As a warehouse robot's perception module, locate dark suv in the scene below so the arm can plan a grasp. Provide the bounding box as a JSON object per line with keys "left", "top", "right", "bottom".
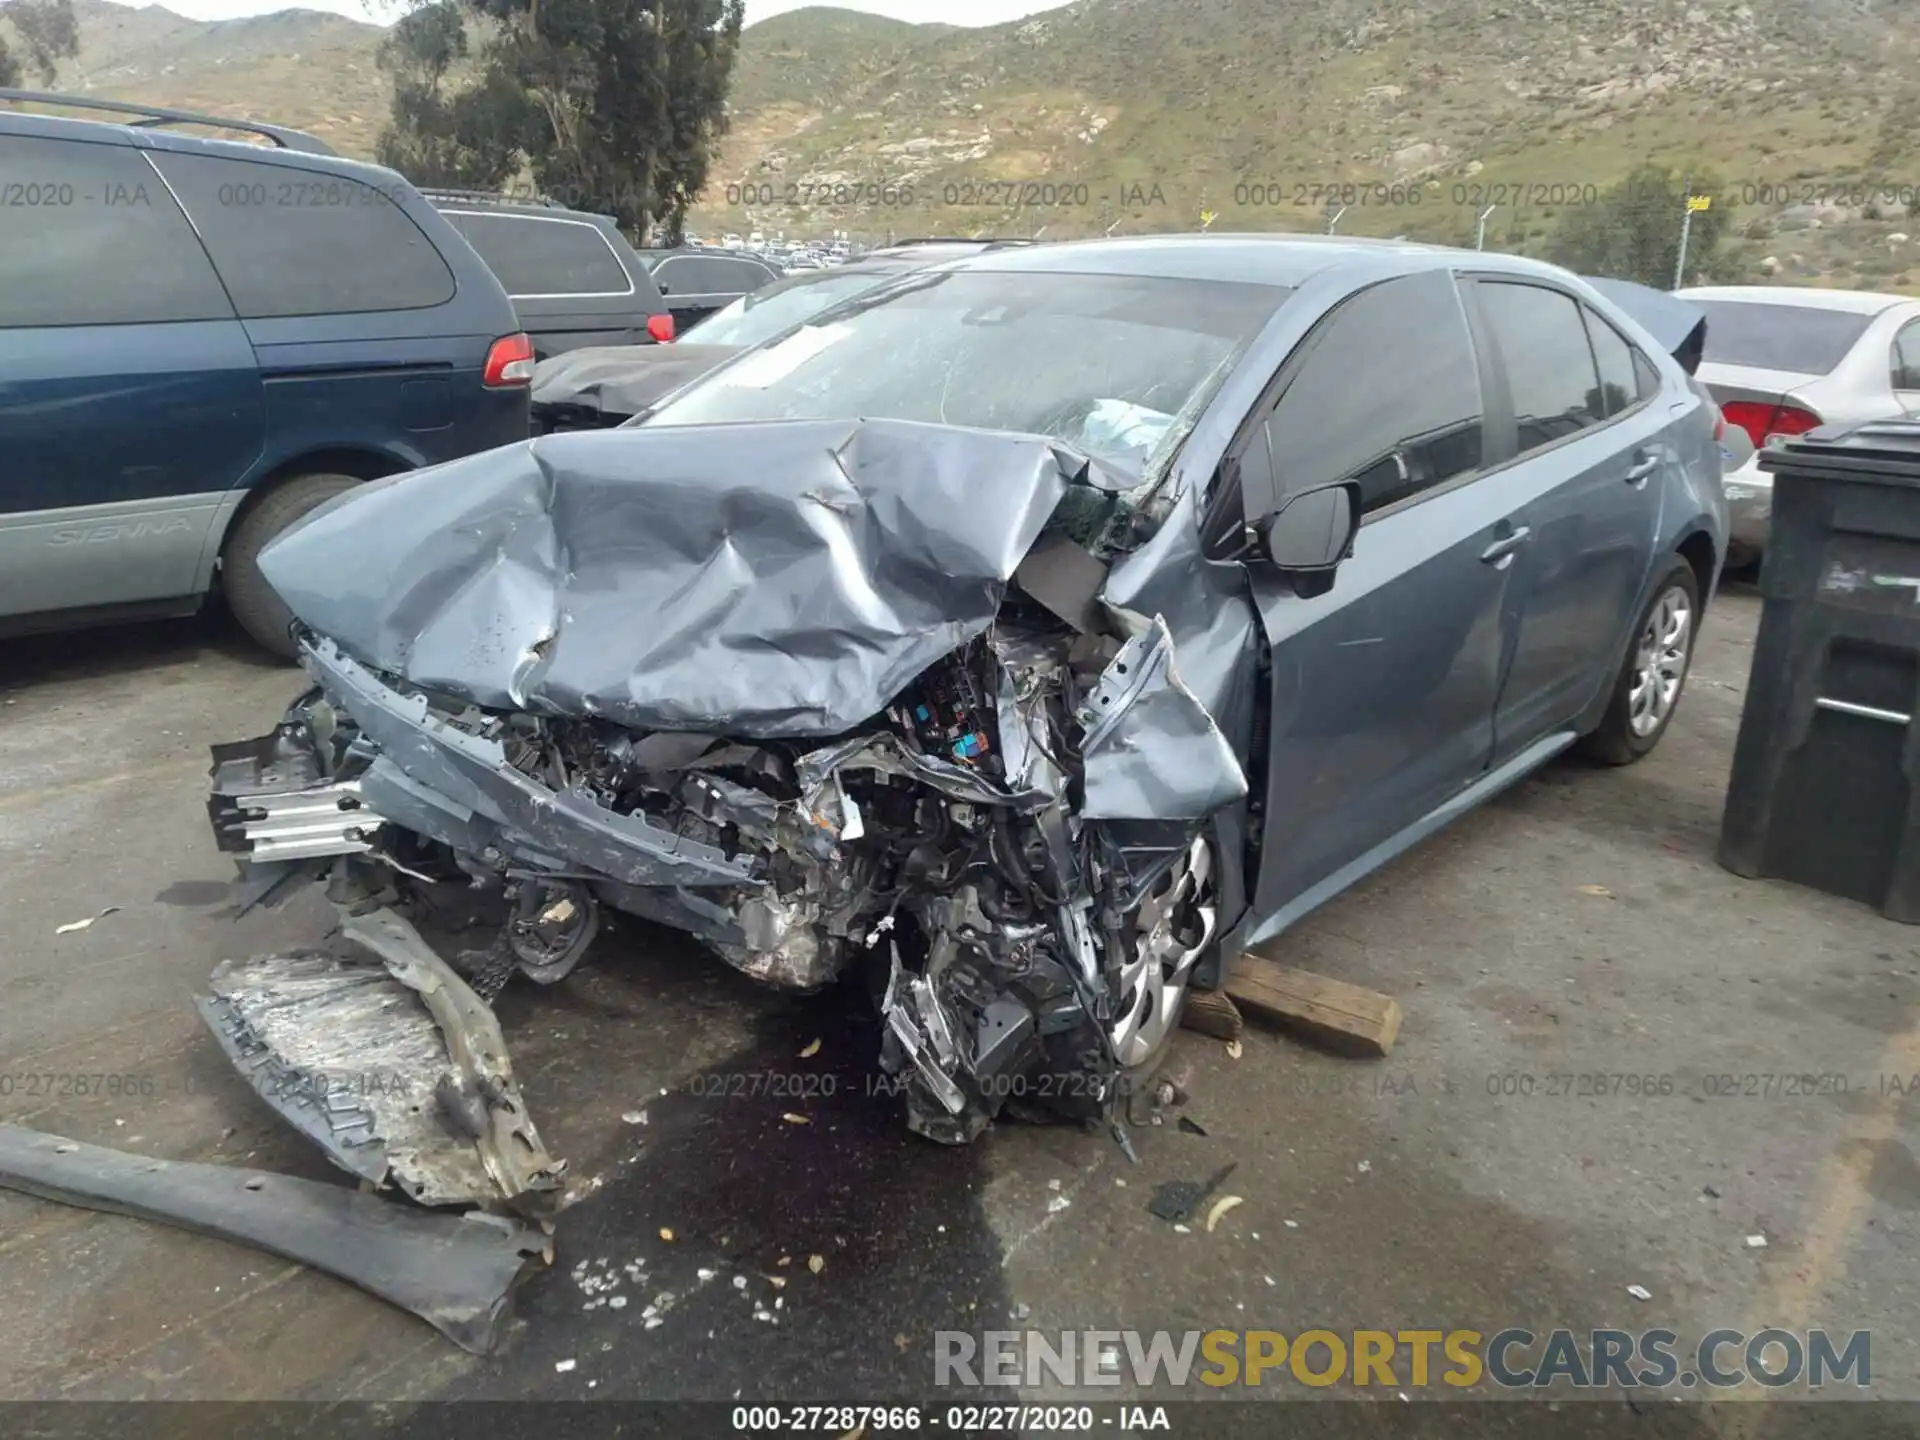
{"left": 0, "top": 93, "right": 533, "bottom": 656}
{"left": 426, "top": 191, "right": 677, "bottom": 358}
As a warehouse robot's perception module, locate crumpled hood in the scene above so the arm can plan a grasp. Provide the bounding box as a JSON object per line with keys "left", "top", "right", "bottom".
{"left": 529, "top": 343, "right": 743, "bottom": 419}
{"left": 259, "top": 418, "right": 1117, "bottom": 737}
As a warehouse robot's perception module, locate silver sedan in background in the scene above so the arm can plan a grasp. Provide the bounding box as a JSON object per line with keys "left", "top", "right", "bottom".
{"left": 1680, "top": 285, "right": 1920, "bottom": 565}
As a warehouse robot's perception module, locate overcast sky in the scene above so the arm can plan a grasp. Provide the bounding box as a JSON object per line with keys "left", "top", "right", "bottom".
{"left": 143, "top": 0, "right": 1068, "bottom": 28}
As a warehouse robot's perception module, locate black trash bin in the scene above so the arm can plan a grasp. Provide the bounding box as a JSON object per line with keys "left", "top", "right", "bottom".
{"left": 1719, "top": 419, "right": 1920, "bottom": 921}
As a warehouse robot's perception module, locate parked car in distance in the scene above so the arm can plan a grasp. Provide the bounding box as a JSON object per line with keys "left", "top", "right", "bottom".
{"left": 427, "top": 191, "right": 676, "bottom": 359}
{"left": 1587, "top": 277, "right": 1754, "bottom": 481}
{"left": 530, "top": 241, "right": 1032, "bottom": 432}
{"left": 1680, "top": 285, "right": 1920, "bottom": 564}
{"left": 0, "top": 92, "right": 533, "bottom": 657}
{"left": 639, "top": 248, "right": 783, "bottom": 330}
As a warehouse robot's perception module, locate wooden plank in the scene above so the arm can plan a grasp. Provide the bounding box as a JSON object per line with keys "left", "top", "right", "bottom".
{"left": 1223, "top": 953, "right": 1401, "bottom": 1058}
{"left": 1179, "top": 987, "right": 1243, "bottom": 1041}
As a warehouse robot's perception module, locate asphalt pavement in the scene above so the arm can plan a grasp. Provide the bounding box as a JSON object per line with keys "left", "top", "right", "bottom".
{"left": 0, "top": 587, "right": 1914, "bottom": 1434}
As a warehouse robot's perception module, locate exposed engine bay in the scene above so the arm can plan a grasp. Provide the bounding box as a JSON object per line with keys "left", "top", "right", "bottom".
{"left": 202, "top": 417, "right": 1252, "bottom": 1206}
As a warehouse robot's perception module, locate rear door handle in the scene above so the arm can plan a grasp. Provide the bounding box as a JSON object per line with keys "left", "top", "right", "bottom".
{"left": 1480, "top": 525, "right": 1531, "bottom": 565}
{"left": 1625, "top": 451, "right": 1659, "bottom": 486}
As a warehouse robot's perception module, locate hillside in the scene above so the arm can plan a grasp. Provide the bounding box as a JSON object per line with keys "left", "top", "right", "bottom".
{"left": 3, "top": 0, "right": 392, "bottom": 154}
{"left": 4, "top": 0, "right": 1916, "bottom": 288}
{"left": 695, "top": 0, "right": 1919, "bottom": 286}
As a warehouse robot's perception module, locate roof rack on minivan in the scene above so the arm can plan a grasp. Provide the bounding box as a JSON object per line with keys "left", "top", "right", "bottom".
{"left": 0, "top": 89, "right": 335, "bottom": 154}
{"left": 420, "top": 187, "right": 568, "bottom": 210}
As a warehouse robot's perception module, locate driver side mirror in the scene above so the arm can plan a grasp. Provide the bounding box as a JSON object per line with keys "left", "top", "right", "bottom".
{"left": 1247, "top": 482, "right": 1361, "bottom": 595}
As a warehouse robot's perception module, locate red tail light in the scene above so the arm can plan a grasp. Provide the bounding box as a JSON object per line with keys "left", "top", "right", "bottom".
{"left": 646, "top": 313, "right": 676, "bottom": 343}
{"left": 1721, "top": 400, "right": 1822, "bottom": 449}
{"left": 1767, "top": 404, "right": 1823, "bottom": 440}
{"left": 483, "top": 332, "right": 536, "bottom": 388}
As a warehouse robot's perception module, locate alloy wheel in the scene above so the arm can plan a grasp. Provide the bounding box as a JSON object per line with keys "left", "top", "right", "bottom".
{"left": 1628, "top": 586, "right": 1693, "bottom": 738}
{"left": 1110, "top": 836, "right": 1217, "bottom": 1069}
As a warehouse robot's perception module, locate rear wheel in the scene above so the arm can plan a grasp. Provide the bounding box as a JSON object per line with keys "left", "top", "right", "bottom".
{"left": 1581, "top": 557, "right": 1700, "bottom": 765}
{"left": 223, "top": 473, "right": 360, "bottom": 658}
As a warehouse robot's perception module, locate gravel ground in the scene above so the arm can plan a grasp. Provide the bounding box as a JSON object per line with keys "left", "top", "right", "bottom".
{"left": 0, "top": 586, "right": 1911, "bottom": 1435}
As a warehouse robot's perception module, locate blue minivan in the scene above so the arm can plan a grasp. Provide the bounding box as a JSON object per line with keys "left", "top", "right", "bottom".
{"left": 0, "top": 93, "right": 533, "bottom": 656}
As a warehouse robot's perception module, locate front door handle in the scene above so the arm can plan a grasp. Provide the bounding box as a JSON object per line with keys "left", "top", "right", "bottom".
{"left": 1625, "top": 451, "right": 1659, "bottom": 486}
{"left": 1480, "top": 525, "right": 1532, "bottom": 565}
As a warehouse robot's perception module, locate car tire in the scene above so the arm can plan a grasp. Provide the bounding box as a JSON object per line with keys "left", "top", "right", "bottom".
{"left": 222, "top": 473, "right": 360, "bottom": 659}
{"left": 1581, "top": 556, "right": 1701, "bottom": 766}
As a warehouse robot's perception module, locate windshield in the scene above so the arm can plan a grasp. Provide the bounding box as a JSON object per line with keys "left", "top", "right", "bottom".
{"left": 645, "top": 269, "right": 1290, "bottom": 474}
{"left": 1694, "top": 300, "right": 1875, "bottom": 376}
{"left": 683, "top": 268, "right": 903, "bottom": 347}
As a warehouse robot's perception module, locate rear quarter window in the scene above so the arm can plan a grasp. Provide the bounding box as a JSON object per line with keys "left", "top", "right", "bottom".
{"left": 1894, "top": 320, "right": 1920, "bottom": 391}
{"left": 441, "top": 211, "right": 633, "bottom": 297}
{"left": 1582, "top": 307, "right": 1649, "bottom": 417}
{"left": 1694, "top": 300, "right": 1875, "bottom": 375}
{"left": 150, "top": 151, "right": 456, "bottom": 319}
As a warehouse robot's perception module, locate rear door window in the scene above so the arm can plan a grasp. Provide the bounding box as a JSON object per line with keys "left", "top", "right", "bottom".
{"left": 1477, "top": 282, "right": 1606, "bottom": 455}
{"left": 0, "top": 134, "right": 233, "bottom": 327}
{"left": 441, "top": 211, "right": 631, "bottom": 297}
{"left": 1262, "top": 269, "right": 1485, "bottom": 515}
{"left": 1693, "top": 300, "right": 1874, "bottom": 376}
{"left": 150, "top": 151, "right": 455, "bottom": 318}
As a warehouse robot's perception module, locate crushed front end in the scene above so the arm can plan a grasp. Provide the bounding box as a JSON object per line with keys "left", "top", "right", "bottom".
{"left": 202, "top": 418, "right": 1248, "bottom": 1174}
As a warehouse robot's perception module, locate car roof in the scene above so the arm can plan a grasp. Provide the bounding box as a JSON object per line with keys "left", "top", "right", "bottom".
{"left": 735, "top": 256, "right": 929, "bottom": 297}
{"left": 865, "top": 241, "right": 1009, "bottom": 259}
{"left": 1678, "top": 284, "right": 1914, "bottom": 315}
{"left": 840, "top": 251, "right": 974, "bottom": 273}
{"left": 932, "top": 232, "right": 1522, "bottom": 287}
{"left": 646, "top": 246, "right": 780, "bottom": 266}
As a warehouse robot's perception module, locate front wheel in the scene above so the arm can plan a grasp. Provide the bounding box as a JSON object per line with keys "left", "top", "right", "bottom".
{"left": 1581, "top": 557, "right": 1700, "bottom": 766}
{"left": 1110, "top": 834, "right": 1218, "bottom": 1078}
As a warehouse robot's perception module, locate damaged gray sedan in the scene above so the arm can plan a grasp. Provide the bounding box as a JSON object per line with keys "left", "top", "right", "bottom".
{"left": 204, "top": 237, "right": 1726, "bottom": 1187}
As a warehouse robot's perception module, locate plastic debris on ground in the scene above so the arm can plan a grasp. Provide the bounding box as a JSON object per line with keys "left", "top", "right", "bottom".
{"left": 1205, "top": 1195, "right": 1244, "bottom": 1232}
{"left": 55, "top": 906, "right": 120, "bottom": 936}
{"left": 1147, "top": 1163, "right": 1237, "bottom": 1224}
